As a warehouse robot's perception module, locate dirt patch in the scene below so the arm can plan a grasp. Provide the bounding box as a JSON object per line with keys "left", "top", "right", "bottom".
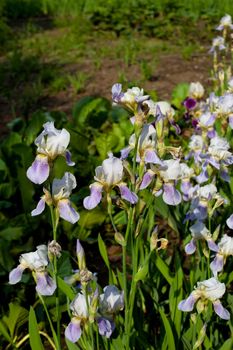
{"left": 0, "top": 48, "right": 212, "bottom": 137}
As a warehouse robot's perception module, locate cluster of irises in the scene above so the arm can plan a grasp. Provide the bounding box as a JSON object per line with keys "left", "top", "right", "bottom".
{"left": 8, "top": 14, "right": 233, "bottom": 347}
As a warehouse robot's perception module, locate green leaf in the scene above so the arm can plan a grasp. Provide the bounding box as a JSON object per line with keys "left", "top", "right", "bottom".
{"left": 57, "top": 277, "right": 75, "bottom": 300}
{"left": 169, "top": 254, "right": 183, "bottom": 337}
{"left": 24, "top": 111, "right": 46, "bottom": 145}
{"left": 66, "top": 338, "right": 80, "bottom": 350}
{"left": 219, "top": 338, "right": 233, "bottom": 350}
{"left": 3, "top": 303, "right": 28, "bottom": 338}
{"left": 0, "top": 320, "right": 12, "bottom": 343}
{"left": 159, "top": 308, "right": 176, "bottom": 350}
{"left": 171, "top": 83, "right": 189, "bottom": 109}
{"left": 0, "top": 227, "right": 23, "bottom": 241}
{"left": 29, "top": 307, "right": 44, "bottom": 350}
{"left": 154, "top": 196, "right": 178, "bottom": 233}
{"left": 78, "top": 208, "right": 107, "bottom": 229}
{"left": 154, "top": 253, "right": 173, "bottom": 285}
{"left": 134, "top": 262, "right": 149, "bottom": 282}
{"left": 98, "top": 234, "right": 110, "bottom": 269}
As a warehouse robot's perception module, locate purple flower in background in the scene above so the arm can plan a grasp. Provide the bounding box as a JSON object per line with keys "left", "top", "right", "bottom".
{"left": 178, "top": 278, "right": 230, "bottom": 320}
{"left": 183, "top": 97, "right": 197, "bottom": 111}
{"left": 32, "top": 172, "right": 79, "bottom": 224}
{"left": 9, "top": 245, "right": 56, "bottom": 296}
{"left": 83, "top": 153, "right": 138, "bottom": 210}
{"left": 27, "top": 122, "right": 74, "bottom": 185}
{"left": 210, "top": 234, "right": 233, "bottom": 275}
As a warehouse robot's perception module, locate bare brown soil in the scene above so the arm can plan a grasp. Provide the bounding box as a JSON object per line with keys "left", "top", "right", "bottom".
{"left": 0, "top": 48, "right": 212, "bottom": 136}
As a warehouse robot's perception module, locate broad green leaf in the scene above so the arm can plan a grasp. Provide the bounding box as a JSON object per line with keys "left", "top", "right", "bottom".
{"left": 57, "top": 277, "right": 75, "bottom": 300}
{"left": 29, "top": 307, "right": 44, "bottom": 350}
{"left": 159, "top": 308, "right": 176, "bottom": 350}
{"left": 134, "top": 262, "right": 148, "bottom": 282}
{"left": 154, "top": 253, "right": 173, "bottom": 285}
{"left": 98, "top": 234, "right": 110, "bottom": 269}
{"left": 0, "top": 227, "right": 23, "bottom": 241}
{"left": 154, "top": 196, "right": 178, "bottom": 233}
{"left": 24, "top": 111, "right": 47, "bottom": 145}
{"left": 66, "top": 339, "right": 80, "bottom": 350}
{"left": 3, "top": 303, "right": 28, "bottom": 338}
{"left": 78, "top": 208, "right": 107, "bottom": 229}
{"left": 171, "top": 83, "right": 189, "bottom": 108}
{"left": 219, "top": 338, "right": 233, "bottom": 350}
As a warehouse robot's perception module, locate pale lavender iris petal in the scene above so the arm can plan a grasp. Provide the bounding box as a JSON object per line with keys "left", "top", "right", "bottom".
{"left": 31, "top": 198, "right": 46, "bottom": 216}
{"left": 210, "top": 255, "right": 224, "bottom": 275}
{"left": 229, "top": 115, "right": 233, "bottom": 129}
{"left": 120, "top": 146, "right": 131, "bottom": 160}
{"left": 26, "top": 155, "right": 50, "bottom": 185}
{"left": 181, "top": 181, "right": 191, "bottom": 195}
{"left": 58, "top": 200, "right": 80, "bottom": 224}
{"left": 9, "top": 266, "right": 24, "bottom": 284}
{"left": 83, "top": 184, "right": 103, "bottom": 210}
{"left": 226, "top": 214, "right": 233, "bottom": 229}
{"left": 196, "top": 169, "right": 209, "bottom": 184}
{"left": 98, "top": 318, "right": 115, "bottom": 338}
{"left": 65, "top": 320, "right": 82, "bottom": 343}
{"left": 163, "top": 184, "right": 181, "bottom": 206}
{"left": 207, "top": 239, "right": 219, "bottom": 252}
{"left": 207, "top": 129, "right": 216, "bottom": 138}
{"left": 213, "top": 301, "right": 230, "bottom": 320}
{"left": 35, "top": 273, "right": 56, "bottom": 296}
{"left": 185, "top": 239, "right": 197, "bottom": 255}
{"left": 118, "top": 185, "right": 138, "bottom": 204}
{"left": 112, "top": 83, "right": 124, "bottom": 102}
{"left": 144, "top": 150, "right": 162, "bottom": 164}
{"left": 220, "top": 169, "right": 230, "bottom": 182}
{"left": 65, "top": 150, "right": 75, "bottom": 166}
{"left": 178, "top": 293, "right": 197, "bottom": 312}
{"left": 140, "top": 172, "right": 154, "bottom": 190}
{"left": 130, "top": 116, "right": 136, "bottom": 124}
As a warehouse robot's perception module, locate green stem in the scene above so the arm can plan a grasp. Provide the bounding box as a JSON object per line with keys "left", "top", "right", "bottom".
{"left": 38, "top": 294, "right": 59, "bottom": 349}
{"left": 49, "top": 206, "right": 61, "bottom": 350}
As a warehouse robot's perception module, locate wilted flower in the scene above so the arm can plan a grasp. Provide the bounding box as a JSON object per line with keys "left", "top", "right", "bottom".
{"left": 27, "top": 122, "right": 74, "bottom": 184}
{"left": 189, "top": 82, "right": 205, "bottom": 99}
{"left": 9, "top": 245, "right": 56, "bottom": 296}
{"left": 210, "top": 234, "right": 233, "bottom": 275}
{"left": 178, "top": 277, "right": 230, "bottom": 320}
{"left": 83, "top": 153, "right": 138, "bottom": 210}
{"left": 185, "top": 221, "right": 218, "bottom": 254}
{"left": 216, "top": 14, "right": 233, "bottom": 31}
{"left": 31, "top": 172, "right": 79, "bottom": 224}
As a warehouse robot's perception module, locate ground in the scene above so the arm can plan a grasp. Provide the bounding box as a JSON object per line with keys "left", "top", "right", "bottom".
{"left": 0, "top": 23, "right": 212, "bottom": 137}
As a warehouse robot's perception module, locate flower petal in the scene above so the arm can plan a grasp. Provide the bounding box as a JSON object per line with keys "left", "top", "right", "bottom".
{"left": 35, "top": 272, "right": 56, "bottom": 296}
{"left": 178, "top": 293, "right": 197, "bottom": 312}
{"left": 210, "top": 255, "right": 224, "bottom": 275}
{"left": 207, "top": 239, "right": 219, "bottom": 252}
{"left": 118, "top": 184, "right": 138, "bottom": 204}
{"left": 65, "top": 150, "right": 75, "bottom": 166}
{"left": 144, "top": 150, "right": 162, "bottom": 165}
{"left": 26, "top": 155, "right": 50, "bottom": 185}
{"left": 31, "top": 198, "right": 46, "bottom": 216}
{"left": 140, "top": 171, "right": 154, "bottom": 190}
{"left": 58, "top": 200, "right": 80, "bottom": 224}
{"left": 213, "top": 300, "right": 230, "bottom": 320}
{"left": 9, "top": 265, "right": 25, "bottom": 284}
{"left": 83, "top": 183, "right": 103, "bottom": 210}
{"left": 65, "top": 319, "right": 82, "bottom": 343}
{"left": 185, "top": 239, "right": 197, "bottom": 255}
{"left": 98, "top": 317, "right": 115, "bottom": 338}
{"left": 163, "top": 184, "right": 181, "bottom": 206}
{"left": 226, "top": 214, "right": 233, "bottom": 229}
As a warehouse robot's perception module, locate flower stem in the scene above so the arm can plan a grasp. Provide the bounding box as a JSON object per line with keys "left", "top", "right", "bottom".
{"left": 49, "top": 206, "right": 61, "bottom": 350}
